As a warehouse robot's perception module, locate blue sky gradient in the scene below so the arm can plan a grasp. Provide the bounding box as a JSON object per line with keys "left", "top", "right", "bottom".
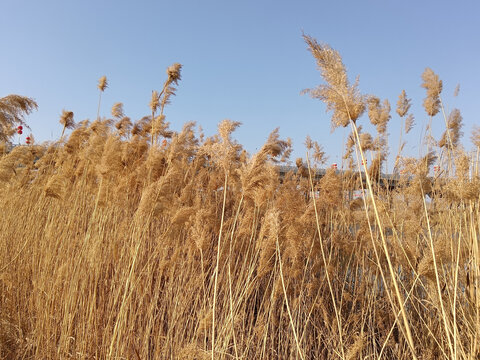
{"left": 1, "top": 0, "right": 479, "bottom": 169}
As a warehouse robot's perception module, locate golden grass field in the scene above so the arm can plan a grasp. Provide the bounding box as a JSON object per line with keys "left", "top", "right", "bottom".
{"left": 1, "top": 35, "right": 479, "bottom": 359}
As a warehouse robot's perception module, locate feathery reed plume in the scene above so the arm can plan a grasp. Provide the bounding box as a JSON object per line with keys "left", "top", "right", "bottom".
{"left": 59, "top": 110, "right": 75, "bottom": 138}
{"left": 0, "top": 94, "right": 37, "bottom": 142}
{"left": 305, "top": 135, "right": 327, "bottom": 165}
{"left": 131, "top": 116, "right": 152, "bottom": 137}
{"left": 471, "top": 127, "right": 480, "bottom": 179}
{"left": 238, "top": 129, "right": 290, "bottom": 205}
{"left": 115, "top": 117, "right": 132, "bottom": 138}
{"left": 344, "top": 128, "right": 357, "bottom": 161}
{"left": 97, "top": 75, "right": 108, "bottom": 92}
{"left": 302, "top": 34, "right": 365, "bottom": 129}
{"left": 405, "top": 113, "right": 415, "bottom": 133}
{"left": 368, "top": 153, "right": 385, "bottom": 181}
{"left": 167, "top": 63, "right": 182, "bottom": 84}
{"left": 453, "top": 83, "right": 460, "bottom": 97}
{"left": 97, "top": 135, "right": 124, "bottom": 178}
{"left": 421, "top": 68, "right": 442, "bottom": 116}
{"left": 78, "top": 119, "right": 90, "bottom": 128}
{"left": 149, "top": 64, "right": 182, "bottom": 146}
{"left": 111, "top": 102, "right": 124, "bottom": 119}
{"left": 419, "top": 151, "right": 437, "bottom": 174}
{"left": 154, "top": 115, "right": 173, "bottom": 139}
{"left": 368, "top": 96, "right": 390, "bottom": 135}
{"left": 159, "top": 64, "right": 182, "bottom": 112}
{"left": 263, "top": 128, "right": 291, "bottom": 162}
{"left": 454, "top": 152, "right": 470, "bottom": 180}
{"left": 295, "top": 157, "right": 308, "bottom": 177}
{"left": 312, "top": 141, "right": 326, "bottom": 165}
{"left": 64, "top": 125, "right": 89, "bottom": 154}
{"left": 44, "top": 173, "right": 66, "bottom": 199}
{"left": 394, "top": 90, "right": 412, "bottom": 172}
{"left": 359, "top": 132, "right": 374, "bottom": 151}
{"left": 96, "top": 75, "right": 108, "bottom": 120}
{"left": 438, "top": 108, "right": 463, "bottom": 149}
{"left": 0, "top": 152, "right": 17, "bottom": 182}
{"left": 396, "top": 90, "right": 411, "bottom": 117}
{"left": 471, "top": 126, "right": 480, "bottom": 148}
{"left": 204, "top": 119, "right": 242, "bottom": 173}
{"left": 149, "top": 90, "right": 160, "bottom": 145}
{"left": 149, "top": 91, "right": 160, "bottom": 114}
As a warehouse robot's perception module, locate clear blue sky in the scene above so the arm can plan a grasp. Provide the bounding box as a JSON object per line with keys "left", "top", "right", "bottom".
{"left": 1, "top": 0, "right": 479, "bottom": 170}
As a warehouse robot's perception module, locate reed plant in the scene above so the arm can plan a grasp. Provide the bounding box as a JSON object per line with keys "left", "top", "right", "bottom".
{"left": 0, "top": 39, "right": 479, "bottom": 359}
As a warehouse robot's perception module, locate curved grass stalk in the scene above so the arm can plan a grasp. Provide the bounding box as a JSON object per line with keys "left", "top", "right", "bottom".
{"left": 211, "top": 172, "right": 228, "bottom": 360}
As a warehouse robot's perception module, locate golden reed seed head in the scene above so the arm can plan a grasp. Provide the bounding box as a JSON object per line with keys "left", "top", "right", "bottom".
{"left": 111, "top": 102, "right": 124, "bottom": 119}
{"left": 97, "top": 75, "right": 108, "bottom": 92}
{"left": 405, "top": 114, "right": 415, "bottom": 134}
{"left": 396, "top": 90, "right": 411, "bottom": 118}
{"left": 304, "top": 136, "right": 326, "bottom": 165}
{"left": 439, "top": 108, "right": 463, "bottom": 149}
{"left": 131, "top": 123, "right": 141, "bottom": 135}
{"left": 166, "top": 63, "right": 182, "bottom": 84}
{"left": 295, "top": 157, "right": 303, "bottom": 169}
{"left": 471, "top": 126, "right": 480, "bottom": 148}
{"left": 303, "top": 34, "right": 348, "bottom": 90}
{"left": 0, "top": 94, "right": 37, "bottom": 142}
{"left": 421, "top": 68, "right": 442, "bottom": 116}
{"left": 367, "top": 96, "right": 390, "bottom": 134}
{"left": 359, "top": 132, "right": 374, "bottom": 151}
{"left": 115, "top": 117, "right": 132, "bottom": 130}
{"left": 261, "top": 128, "right": 291, "bottom": 161}
{"left": 150, "top": 90, "right": 160, "bottom": 112}
{"left": 59, "top": 109, "right": 75, "bottom": 129}
{"left": 304, "top": 135, "right": 314, "bottom": 150}
{"left": 447, "top": 108, "right": 463, "bottom": 131}
{"left": 303, "top": 34, "right": 366, "bottom": 129}
{"left": 218, "top": 119, "right": 241, "bottom": 143}
{"left": 454, "top": 84, "right": 460, "bottom": 97}
{"left": 44, "top": 174, "right": 66, "bottom": 199}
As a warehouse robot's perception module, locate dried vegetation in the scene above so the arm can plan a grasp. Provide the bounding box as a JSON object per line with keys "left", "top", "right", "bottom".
{"left": 0, "top": 37, "right": 479, "bottom": 359}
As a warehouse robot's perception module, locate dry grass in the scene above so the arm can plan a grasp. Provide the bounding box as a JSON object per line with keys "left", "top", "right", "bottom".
{"left": 0, "top": 40, "right": 479, "bottom": 359}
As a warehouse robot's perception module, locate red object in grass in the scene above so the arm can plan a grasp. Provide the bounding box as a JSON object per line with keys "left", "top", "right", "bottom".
{"left": 26, "top": 136, "right": 31, "bottom": 140}
{"left": 331, "top": 163, "right": 337, "bottom": 170}
{"left": 17, "top": 130, "right": 23, "bottom": 135}
{"left": 26, "top": 140, "right": 31, "bottom": 145}
{"left": 17, "top": 125, "right": 23, "bottom": 130}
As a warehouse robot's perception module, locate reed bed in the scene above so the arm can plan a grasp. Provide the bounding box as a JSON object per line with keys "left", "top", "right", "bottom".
{"left": 0, "top": 36, "right": 479, "bottom": 359}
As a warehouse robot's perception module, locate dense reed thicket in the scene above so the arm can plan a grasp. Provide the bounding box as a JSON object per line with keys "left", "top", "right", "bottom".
{"left": 1, "top": 36, "right": 480, "bottom": 359}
